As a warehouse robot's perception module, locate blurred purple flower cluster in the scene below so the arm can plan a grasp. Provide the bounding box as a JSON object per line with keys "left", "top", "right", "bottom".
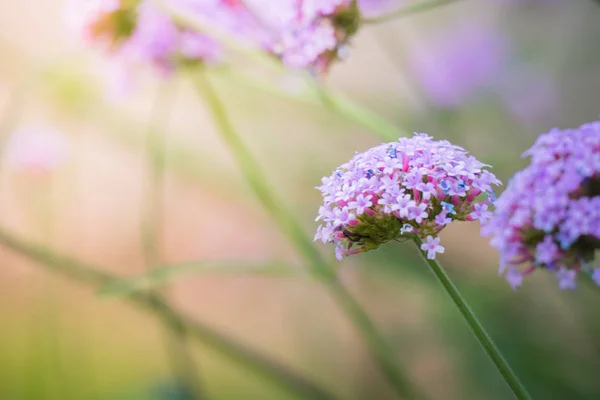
{"left": 66, "top": 0, "right": 383, "bottom": 75}
{"left": 409, "top": 23, "right": 557, "bottom": 126}
{"left": 484, "top": 121, "right": 600, "bottom": 290}
{"left": 315, "top": 133, "right": 501, "bottom": 260}
{"left": 410, "top": 24, "right": 511, "bottom": 109}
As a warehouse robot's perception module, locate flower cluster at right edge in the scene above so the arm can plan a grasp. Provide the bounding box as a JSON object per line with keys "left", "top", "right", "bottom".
{"left": 483, "top": 120, "right": 600, "bottom": 290}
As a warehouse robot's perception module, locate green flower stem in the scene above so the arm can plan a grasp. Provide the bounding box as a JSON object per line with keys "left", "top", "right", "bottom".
{"left": 99, "top": 261, "right": 304, "bottom": 297}
{"left": 0, "top": 227, "right": 338, "bottom": 400}
{"left": 412, "top": 238, "right": 532, "bottom": 400}
{"left": 142, "top": 75, "right": 172, "bottom": 271}
{"left": 153, "top": 0, "right": 408, "bottom": 142}
{"left": 312, "top": 82, "right": 408, "bottom": 141}
{"left": 327, "top": 280, "right": 419, "bottom": 400}
{"left": 194, "top": 70, "right": 419, "bottom": 399}
{"left": 142, "top": 81, "right": 205, "bottom": 400}
{"left": 193, "top": 71, "right": 334, "bottom": 282}
{"left": 210, "top": 67, "right": 405, "bottom": 142}
{"left": 361, "top": 0, "right": 462, "bottom": 24}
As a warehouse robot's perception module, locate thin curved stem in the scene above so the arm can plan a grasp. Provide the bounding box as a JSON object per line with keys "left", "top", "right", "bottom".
{"left": 193, "top": 70, "right": 420, "bottom": 399}
{"left": 0, "top": 228, "right": 338, "bottom": 400}
{"left": 362, "top": 0, "right": 462, "bottom": 24}
{"left": 142, "top": 81, "right": 205, "bottom": 400}
{"left": 412, "top": 238, "right": 532, "bottom": 400}
{"left": 209, "top": 67, "right": 405, "bottom": 141}
{"left": 153, "top": 0, "right": 408, "bottom": 142}
{"left": 327, "top": 279, "right": 419, "bottom": 399}
{"left": 99, "top": 260, "right": 304, "bottom": 297}
{"left": 310, "top": 80, "right": 408, "bottom": 141}
{"left": 193, "top": 71, "right": 334, "bottom": 282}
{"left": 142, "top": 77, "right": 172, "bottom": 271}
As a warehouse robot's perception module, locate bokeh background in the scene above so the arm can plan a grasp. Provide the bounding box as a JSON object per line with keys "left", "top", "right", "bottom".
{"left": 1, "top": 0, "right": 600, "bottom": 399}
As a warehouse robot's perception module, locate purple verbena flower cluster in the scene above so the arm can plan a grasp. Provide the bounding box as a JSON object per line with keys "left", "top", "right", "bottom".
{"left": 483, "top": 120, "right": 600, "bottom": 290}
{"left": 243, "top": 0, "right": 359, "bottom": 73}
{"left": 68, "top": 0, "right": 368, "bottom": 75}
{"left": 315, "top": 133, "right": 501, "bottom": 261}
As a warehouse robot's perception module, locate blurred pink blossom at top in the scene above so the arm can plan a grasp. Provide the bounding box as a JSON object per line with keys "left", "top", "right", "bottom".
{"left": 4, "top": 126, "right": 71, "bottom": 172}
{"left": 64, "top": 0, "right": 123, "bottom": 49}
{"left": 67, "top": 0, "right": 363, "bottom": 76}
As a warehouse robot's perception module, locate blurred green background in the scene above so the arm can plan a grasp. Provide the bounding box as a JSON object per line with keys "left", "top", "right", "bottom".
{"left": 1, "top": 0, "right": 600, "bottom": 399}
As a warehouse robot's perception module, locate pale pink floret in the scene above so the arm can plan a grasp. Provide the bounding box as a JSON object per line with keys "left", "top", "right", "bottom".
{"left": 556, "top": 267, "right": 577, "bottom": 291}
{"left": 348, "top": 194, "right": 373, "bottom": 215}
{"left": 505, "top": 267, "right": 524, "bottom": 290}
{"left": 468, "top": 203, "right": 493, "bottom": 224}
{"left": 420, "top": 236, "right": 445, "bottom": 260}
